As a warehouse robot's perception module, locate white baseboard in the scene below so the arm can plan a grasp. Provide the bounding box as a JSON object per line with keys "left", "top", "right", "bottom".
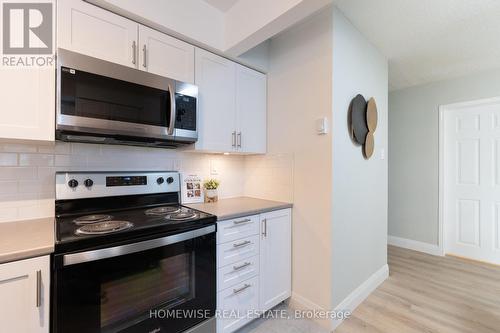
{"left": 331, "top": 264, "right": 389, "bottom": 331}
{"left": 388, "top": 235, "right": 443, "bottom": 256}
{"left": 288, "top": 292, "right": 332, "bottom": 331}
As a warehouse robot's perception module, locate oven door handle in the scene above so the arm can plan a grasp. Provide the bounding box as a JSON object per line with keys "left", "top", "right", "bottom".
{"left": 62, "top": 225, "right": 215, "bottom": 266}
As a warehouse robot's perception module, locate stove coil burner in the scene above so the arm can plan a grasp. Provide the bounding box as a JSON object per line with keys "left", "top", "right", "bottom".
{"left": 75, "top": 221, "right": 133, "bottom": 235}
{"left": 74, "top": 214, "right": 113, "bottom": 225}
{"left": 145, "top": 206, "right": 181, "bottom": 216}
{"left": 167, "top": 211, "right": 198, "bottom": 221}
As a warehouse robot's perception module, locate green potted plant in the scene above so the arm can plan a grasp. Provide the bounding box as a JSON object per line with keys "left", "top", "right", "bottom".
{"left": 203, "top": 179, "right": 220, "bottom": 203}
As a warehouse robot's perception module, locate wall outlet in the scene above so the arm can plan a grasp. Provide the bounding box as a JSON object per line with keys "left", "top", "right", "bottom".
{"left": 210, "top": 159, "right": 219, "bottom": 175}
{"left": 380, "top": 148, "right": 385, "bottom": 160}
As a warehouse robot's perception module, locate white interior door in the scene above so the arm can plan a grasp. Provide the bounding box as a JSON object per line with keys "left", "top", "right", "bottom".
{"left": 444, "top": 100, "right": 500, "bottom": 265}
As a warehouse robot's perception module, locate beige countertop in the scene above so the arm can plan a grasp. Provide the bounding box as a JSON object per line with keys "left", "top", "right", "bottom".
{"left": 187, "top": 196, "right": 292, "bottom": 221}
{"left": 0, "top": 217, "right": 54, "bottom": 264}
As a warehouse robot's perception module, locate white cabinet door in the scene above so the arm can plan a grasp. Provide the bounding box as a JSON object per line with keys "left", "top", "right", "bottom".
{"left": 139, "top": 26, "right": 194, "bottom": 83}
{"left": 236, "top": 65, "right": 267, "bottom": 154}
{"left": 0, "top": 67, "right": 55, "bottom": 141}
{"left": 259, "top": 209, "right": 291, "bottom": 312}
{"left": 58, "top": 0, "right": 138, "bottom": 68}
{"left": 0, "top": 256, "right": 50, "bottom": 333}
{"left": 194, "top": 48, "right": 236, "bottom": 152}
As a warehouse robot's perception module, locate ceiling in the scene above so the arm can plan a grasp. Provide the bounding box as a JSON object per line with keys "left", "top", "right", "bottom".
{"left": 333, "top": 0, "right": 500, "bottom": 91}
{"left": 203, "top": 0, "right": 239, "bottom": 12}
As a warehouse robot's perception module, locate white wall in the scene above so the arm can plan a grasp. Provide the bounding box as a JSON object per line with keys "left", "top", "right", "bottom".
{"left": 389, "top": 68, "right": 500, "bottom": 245}
{"left": 88, "top": 0, "right": 226, "bottom": 50}
{"left": 0, "top": 141, "right": 245, "bottom": 222}
{"left": 224, "top": 0, "right": 332, "bottom": 56}
{"left": 261, "top": 8, "right": 333, "bottom": 329}
{"left": 331, "top": 7, "right": 388, "bottom": 309}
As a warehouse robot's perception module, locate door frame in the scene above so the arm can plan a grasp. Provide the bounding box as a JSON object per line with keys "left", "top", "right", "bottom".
{"left": 438, "top": 96, "right": 500, "bottom": 257}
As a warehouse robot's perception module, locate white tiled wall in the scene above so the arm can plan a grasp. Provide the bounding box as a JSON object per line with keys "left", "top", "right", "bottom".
{"left": 244, "top": 153, "right": 294, "bottom": 203}
{"left": 0, "top": 141, "right": 245, "bottom": 222}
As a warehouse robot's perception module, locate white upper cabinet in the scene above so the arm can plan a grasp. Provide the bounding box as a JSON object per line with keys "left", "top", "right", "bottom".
{"left": 259, "top": 209, "right": 292, "bottom": 312}
{"left": 236, "top": 65, "right": 267, "bottom": 154}
{"left": 58, "top": 0, "right": 138, "bottom": 68}
{"left": 194, "top": 48, "right": 267, "bottom": 154}
{"left": 0, "top": 256, "right": 50, "bottom": 333}
{"left": 0, "top": 67, "right": 55, "bottom": 141}
{"left": 139, "top": 26, "right": 195, "bottom": 83}
{"left": 195, "top": 48, "right": 237, "bottom": 153}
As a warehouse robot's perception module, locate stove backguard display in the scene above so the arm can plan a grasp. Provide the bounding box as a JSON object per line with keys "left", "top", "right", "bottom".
{"left": 106, "top": 176, "right": 147, "bottom": 187}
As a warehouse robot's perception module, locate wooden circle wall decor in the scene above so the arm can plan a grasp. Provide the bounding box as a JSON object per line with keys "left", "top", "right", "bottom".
{"left": 350, "top": 94, "right": 368, "bottom": 145}
{"left": 348, "top": 95, "right": 378, "bottom": 160}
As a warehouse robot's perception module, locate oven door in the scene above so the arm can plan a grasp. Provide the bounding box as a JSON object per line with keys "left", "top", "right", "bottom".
{"left": 52, "top": 226, "right": 216, "bottom": 333}
{"left": 56, "top": 48, "right": 177, "bottom": 141}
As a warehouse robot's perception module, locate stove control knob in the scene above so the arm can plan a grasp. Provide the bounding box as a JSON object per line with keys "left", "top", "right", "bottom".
{"left": 84, "top": 179, "right": 94, "bottom": 188}
{"left": 166, "top": 177, "right": 174, "bottom": 184}
{"left": 68, "top": 179, "right": 79, "bottom": 188}
{"left": 156, "top": 177, "right": 165, "bottom": 185}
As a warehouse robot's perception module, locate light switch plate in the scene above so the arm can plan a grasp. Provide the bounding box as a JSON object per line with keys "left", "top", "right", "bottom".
{"left": 316, "top": 117, "right": 328, "bottom": 135}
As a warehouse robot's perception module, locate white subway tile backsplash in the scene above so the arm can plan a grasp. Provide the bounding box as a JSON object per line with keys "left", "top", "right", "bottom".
{"left": 19, "top": 153, "right": 54, "bottom": 166}
{"left": 38, "top": 142, "right": 71, "bottom": 154}
{"left": 0, "top": 181, "right": 18, "bottom": 195}
{"left": 71, "top": 142, "right": 101, "bottom": 155}
{"left": 0, "top": 167, "right": 37, "bottom": 180}
{"left": 1, "top": 143, "right": 37, "bottom": 153}
{"left": 0, "top": 140, "right": 296, "bottom": 223}
{"left": 0, "top": 141, "right": 248, "bottom": 223}
{"left": 0, "top": 153, "right": 18, "bottom": 166}
{"left": 55, "top": 154, "right": 87, "bottom": 167}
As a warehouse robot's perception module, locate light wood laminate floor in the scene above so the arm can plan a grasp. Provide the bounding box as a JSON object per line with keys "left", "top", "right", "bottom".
{"left": 240, "top": 246, "right": 500, "bottom": 333}
{"left": 337, "top": 245, "right": 500, "bottom": 333}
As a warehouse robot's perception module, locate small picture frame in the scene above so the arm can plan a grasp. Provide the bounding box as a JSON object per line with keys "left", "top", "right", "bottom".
{"left": 181, "top": 173, "right": 204, "bottom": 204}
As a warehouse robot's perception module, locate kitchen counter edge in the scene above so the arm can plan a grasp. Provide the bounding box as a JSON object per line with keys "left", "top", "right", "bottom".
{"left": 0, "top": 217, "right": 55, "bottom": 264}
{"left": 187, "top": 197, "right": 293, "bottom": 221}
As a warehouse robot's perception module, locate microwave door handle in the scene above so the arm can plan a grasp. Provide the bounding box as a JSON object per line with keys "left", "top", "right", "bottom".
{"left": 168, "top": 84, "right": 176, "bottom": 136}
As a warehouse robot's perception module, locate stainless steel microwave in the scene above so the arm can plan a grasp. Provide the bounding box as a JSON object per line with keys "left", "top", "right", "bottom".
{"left": 56, "top": 48, "right": 198, "bottom": 148}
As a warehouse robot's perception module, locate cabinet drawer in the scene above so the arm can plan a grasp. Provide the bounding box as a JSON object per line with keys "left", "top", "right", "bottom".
{"left": 217, "top": 255, "right": 259, "bottom": 292}
{"left": 217, "top": 276, "right": 259, "bottom": 333}
{"left": 217, "top": 215, "right": 259, "bottom": 244}
{"left": 217, "top": 235, "right": 259, "bottom": 268}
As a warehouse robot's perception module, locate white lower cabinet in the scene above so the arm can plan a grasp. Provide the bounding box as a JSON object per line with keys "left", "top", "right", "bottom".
{"left": 217, "top": 275, "right": 260, "bottom": 333}
{"left": 0, "top": 255, "right": 50, "bottom": 333}
{"left": 259, "top": 209, "right": 292, "bottom": 312}
{"left": 216, "top": 208, "right": 291, "bottom": 333}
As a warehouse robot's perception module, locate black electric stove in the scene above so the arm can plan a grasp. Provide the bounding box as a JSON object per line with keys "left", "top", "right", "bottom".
{"left": 52, "top": 171, "right": 217, "bottom": 333}
{"left": 55, "top": 193, "right": 215, "bottom": 253}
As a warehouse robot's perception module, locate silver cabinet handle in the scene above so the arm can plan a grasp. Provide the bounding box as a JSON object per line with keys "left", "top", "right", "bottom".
{"left": 36, "top": 270, "right": 42, "bottom": 308}
{"left": 233, "top": 283, "right": 251, "bottom": 295}
{"left": 167, "top": 83, "right": 176, "bottom": 136}
{"left": 132, "top": 41, "right": 137, "bottom": 65}
{"left": 232, "top": 131, "right": 236, "bottom": 147}
{"left": 262, "top": 218, "right": 267, "bottom": 237}
{"left": 237, "top": 132, "right": 242, "bottom": 148}
{"left": 233, "top": 240, "right": 251, "bottom": 248}
{"left": 233, "top": 262, "right": 251, "bottom": 271}
{"left": 233, "top": 218, "right": 251, "bottom": 225}
{"left": 142, "top": 45, "right": 147, "bottom": 68}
